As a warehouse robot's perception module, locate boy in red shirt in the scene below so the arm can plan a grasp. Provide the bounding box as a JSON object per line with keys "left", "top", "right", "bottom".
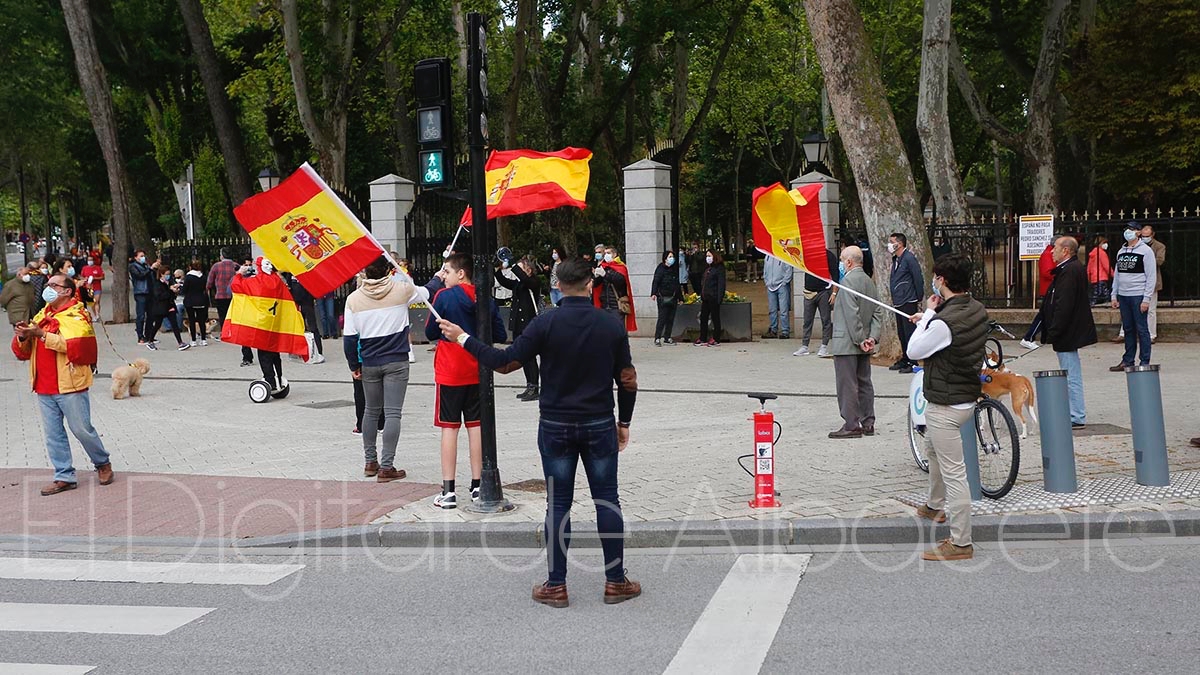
{"left": 424, "top": 253, "right": 505, "bottom": 509}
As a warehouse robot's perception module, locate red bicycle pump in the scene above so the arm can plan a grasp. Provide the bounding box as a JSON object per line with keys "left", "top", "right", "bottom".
{"left": 746, "top": 393, "right": 781, "bottom": 508}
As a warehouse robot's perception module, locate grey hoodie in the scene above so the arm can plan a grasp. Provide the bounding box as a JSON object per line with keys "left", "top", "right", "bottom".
{"left": 1111, "top": 240, "right": 1156, "bottom": 303}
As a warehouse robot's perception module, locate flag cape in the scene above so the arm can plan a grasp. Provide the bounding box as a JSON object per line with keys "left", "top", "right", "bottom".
{"left": 460, "top": 147, "right": 592, "bottom": 226}
{"left": 11, "top": 299, "right": 97, "bottom": 366}
{"left": 220, "top": 260, "right": 309, "bottom": 358}
{"left": 234, "top": 163, "right": 383, "bottom": 298}
{"left": 751, "top": 182, "right": 830, "bottom": 279}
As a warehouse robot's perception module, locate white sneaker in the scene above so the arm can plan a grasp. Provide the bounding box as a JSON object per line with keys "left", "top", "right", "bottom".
{"left": 189, "top": 341, "right": 196, "bottom": 347}
{"left": 817, "top": 345, "right": 830, "bottom": 357}
{"left": 199, "top": 339, "right": 208, "bottom": 347}
{"left": 793, "top": 346, "right": 809, "bottom": 356}
{"left": 433, "top": 492, "right": 457, "bottom": 509}
{"left": 408, "top": 351, "right": 416, "bottom": 363}
{"left": 1019, "top": 339, "right": 1040, "bottom": 350}
{"left": 309, "top": 353, "right": 326, "bottom": 364}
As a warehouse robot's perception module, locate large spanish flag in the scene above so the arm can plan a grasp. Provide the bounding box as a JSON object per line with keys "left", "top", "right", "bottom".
{"left": 460, "top": 147, "right": 592, "bottom": 225}
{"left": 220, "top": 260, "right": 309, "bottom": 358}
{"left": 234, "top": 163, "right": 384, "bottom": 298}
{"left": 751, "top": 182, "right": 831, "bottom": 280}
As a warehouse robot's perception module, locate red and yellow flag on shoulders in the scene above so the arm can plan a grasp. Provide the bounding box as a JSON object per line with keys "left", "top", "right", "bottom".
{"left": 460, "top": 147, "right": 592, "bottom": 226}
{"left": 751, "top": 182, "right": 831, "bottom": 280}
{"left": 233, "top": 163, "right": 384, "bottom": 298}
{"left": 220, "top": 260, "right": 309, "bottom": 358}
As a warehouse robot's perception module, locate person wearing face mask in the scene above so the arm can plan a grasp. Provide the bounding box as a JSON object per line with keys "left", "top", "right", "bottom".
{"left": 0, "top": 266, "right": 37, "bottom": 330}
{"left": 1087, "top": 235, "right": 1112, "bottom": 306}
{"left": 887, "top": 232, "right": 923, "bottom": 373}
{"left": 129, "top": 250, "right": 153, "bottom": 343}
{"left": 1039, "top": 236, "right": 1096, "bottom": 429}
{"left": 81, "top": 255, "right": 105, "bottom": 320}
{"left": 695, "top": 249, "right": 726, "bottom": 346}
{"left": 548, "top": 247, "right": 565, "bottom": 306}
{"left": 687, "top": 242, "right": 706, "bottom": 292}
{"left": 592, "top": 246, "right": 637, "bottom": 333}
{"left": 761, "top": 254, "right": 792, "bottom": 339}
{"left": 650, "top": 249, "right": 683, "bottom": 345}
{"left": 495, "top": 254, "right": 544, "bottom": 400}
{"left": 828, "top": 246, "right": 884, "bottom": 439}
{"left": 677, "top": 247, "right": 690, "bottom": 295}
{"left": 143, "top": 264, "right": 190, "bottom": 351}
{"left": 13, "top": 274, "right": 113, "bottom": 496}
{"left": 593, "top": 244, "right": 606, "bottom": 266}
{"left": 1116, "top": 224, "right": 1166, "bottom": 344}
{"left": 1109, "top": 221, "right": 1156, "bottom": 370}
{"left": 28, "top": 260, "right": 49, "bottom": 312}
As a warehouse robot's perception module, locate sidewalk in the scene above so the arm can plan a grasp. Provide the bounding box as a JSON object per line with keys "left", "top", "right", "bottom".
{"left": 3, "top": 282, "right": 1200, "bottom": 546}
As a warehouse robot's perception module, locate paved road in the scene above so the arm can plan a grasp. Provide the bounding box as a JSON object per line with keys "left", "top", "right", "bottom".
{"left": 6, "top": 250, "right": 24, "bottom": 273}
{"left": 1, "top": 538, "right": 1197, "bottom": 673}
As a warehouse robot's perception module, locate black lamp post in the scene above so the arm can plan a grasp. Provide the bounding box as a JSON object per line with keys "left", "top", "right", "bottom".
{"left": 802, "top": 132, "right": 830, "bottom": 176}
{"left": 257, "top": 167, "right": 281, "bottom": 192}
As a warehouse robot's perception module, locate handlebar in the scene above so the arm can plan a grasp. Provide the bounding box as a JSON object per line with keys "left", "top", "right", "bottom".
{"left": 988, "top": 321, "right": 1016, "bottom": 340}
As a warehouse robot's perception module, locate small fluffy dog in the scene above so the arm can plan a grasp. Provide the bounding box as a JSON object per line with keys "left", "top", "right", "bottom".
{"left": 981, "top": 352, "right": 1038, "bottom": 438}
{"left": 111, "top": 358, "right": 151, "bottom": 399}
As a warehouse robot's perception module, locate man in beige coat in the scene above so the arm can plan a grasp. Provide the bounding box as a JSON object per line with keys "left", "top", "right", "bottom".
{"left": 829, "top": 246, "right": 884, "bottom": 439}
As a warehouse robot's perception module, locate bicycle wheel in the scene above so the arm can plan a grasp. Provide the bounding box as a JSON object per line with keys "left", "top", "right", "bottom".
{"left": 907, "top": 405, "right": 929, "bottom": 473}
{"left": 984, "top": 337, "right": 1004, "bottom": 369}
{"left": 975, "top": 397, "right": 1020, "bottom": 499}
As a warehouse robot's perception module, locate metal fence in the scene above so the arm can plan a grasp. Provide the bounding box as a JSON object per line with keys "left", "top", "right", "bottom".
{"left": 159, "top": 237, "right": 252, "bottom": 273}
{"left": 842, "top": 209, "right": 1200, "bottom": 308}
{"left": 405, "top": 190, "right": 470, "bottom": 282}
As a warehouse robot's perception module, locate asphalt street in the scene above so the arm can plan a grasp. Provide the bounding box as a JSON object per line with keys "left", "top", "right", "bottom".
{"left": 2, "top": 537, "right": 1198, "bottom": 674}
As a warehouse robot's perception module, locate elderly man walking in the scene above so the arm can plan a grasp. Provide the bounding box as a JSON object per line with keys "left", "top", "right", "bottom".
{"left": 1041, "top": 236, "right": 1097, "bottom": 428}
{"left": 12, "top": 274, "right": 113, "bottom": 496}
{"left": 829, "top": 246, "right": 884, "bottom": 439}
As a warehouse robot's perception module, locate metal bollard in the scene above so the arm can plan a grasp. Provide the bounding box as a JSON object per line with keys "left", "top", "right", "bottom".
{"left": 1034, "top": 369, "right": 1079, "bottom": 493}
{"left": 960, "top": 421, "right": 983, "bottom": 501}
{"left": 1125, "top": 364, "right": 1169, "bottom": 487}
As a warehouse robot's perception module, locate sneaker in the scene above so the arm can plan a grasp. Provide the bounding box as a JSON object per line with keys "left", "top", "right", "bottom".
{"left": 199, "top": 339, "right": 208, "bottom": 346}
{"left": 654, "top": 338, "right": 662, "bottom": 346}
{"left": 471, "top": 486, "right": 481, "bottom": 502}
{"left": 793, "top": 346, "right": 810, "bottom": 356}
{"left": 352, "top": 427, "right": 362, "bottom": 435}
{"left": 177, "top": 343, "right": 191, "bottom": 351}
{"left": 761, "top": 331, "right": 778, "bottom": 339}
{"left": 213, "top": 336, "right": 221, "bottom": 342}
{"left": 693, "top": 339, "right": 705, "bottom": 346}
{"left": 817, "top": 345, "right": 831, "bottom": 358}
{"left": 240, "top": 360, "right": 252, "bottom": 367}
{"left": 189, "top": 341, "right": 196, "bottom": 347}
{"left": 137, "top": 339, "right": 146, "bottom": 345}
{"left": 1019, "top": 339, "right": 1039, "bottom": 350}
{"left": 309, "top": 353, "right": 326, "bottom": 364}
{"left": 663, "top": 338, "right": 676, "bottom": 345}
{"left": 433, "top": 492, "right": 457, "bottom": 509}
{"left": 146, "top": 342, "right": 158, "bottom": 351}
{"left": 922, "top": 538, "right": 974, "bottom": 561}
{"left": 707, "top": 339, "right": 718, "bottom": 346}
{"left": 779, "top": 334, "right": 790, "bottom": 339}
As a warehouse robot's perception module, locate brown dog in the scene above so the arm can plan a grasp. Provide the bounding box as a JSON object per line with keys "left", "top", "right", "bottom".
{"left": 981, "top": 353, "right": 1038, "bottom": 438}
{"left": 111, "top": 358, "right": 151, "bottom": 399}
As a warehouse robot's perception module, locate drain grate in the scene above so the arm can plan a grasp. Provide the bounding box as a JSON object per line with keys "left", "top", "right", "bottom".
{"left": 1072, "top": 423, "right": 1131, "bottom": 437}
{"left": 296, "top": 400, "right": 355, "bottom": 409}
{"left": 505, "top": 479, "right": 546, "bottom": 493}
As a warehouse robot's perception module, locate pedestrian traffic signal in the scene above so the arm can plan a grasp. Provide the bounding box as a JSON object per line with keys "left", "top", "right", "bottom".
{"left": 414, "top": 57, "right": 454, "bottom": 188}
{"left": 467, "top": 18, "right": 488, "bottom": 147}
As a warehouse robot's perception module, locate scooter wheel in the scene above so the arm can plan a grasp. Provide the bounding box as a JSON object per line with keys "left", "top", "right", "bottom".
{"left": 271, "top": 383, "right": 291, "bottom": 399}
{"left": 248, "top": 380, "right": 271, "bottom": 403}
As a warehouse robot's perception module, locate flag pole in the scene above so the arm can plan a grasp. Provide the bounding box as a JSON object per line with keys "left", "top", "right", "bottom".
{"left": 444, "top": 224, "right": 466, "bottom": 256}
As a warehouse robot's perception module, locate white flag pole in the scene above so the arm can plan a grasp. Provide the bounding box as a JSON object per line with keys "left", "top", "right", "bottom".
{"left": 760, "top": 251, "right": 912, "bottom": 319}
{"left": 444, "top": 224, "right": 466, "bottom": 257}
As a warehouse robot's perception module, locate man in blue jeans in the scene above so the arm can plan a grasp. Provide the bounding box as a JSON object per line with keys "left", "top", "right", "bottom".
{"left": 762, "top": 255, "right": 792, "bottom": 338}
{"left": 438, "top": 257, "right": 640, "bottom": 608}
{"left": 1041, "top": 236, "right": 1096, "bottom": 429}
{"left": 128, "top": 250, "right": 152, "bottom": 342}
{"left": 1109, "top": 222, "right": 1156, "bottom": 371}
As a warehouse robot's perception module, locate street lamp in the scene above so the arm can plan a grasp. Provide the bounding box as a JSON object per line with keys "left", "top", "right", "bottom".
{"left": 257, "top": 167, "right": 281, "bottom": 192}
{"left": 802, "top": 132, "right": 829, "bottom": 175}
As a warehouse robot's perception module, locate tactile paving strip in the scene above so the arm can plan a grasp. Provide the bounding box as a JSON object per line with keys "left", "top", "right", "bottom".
{"left": 895, "top": 471, "right": 1200, "bottom": 515}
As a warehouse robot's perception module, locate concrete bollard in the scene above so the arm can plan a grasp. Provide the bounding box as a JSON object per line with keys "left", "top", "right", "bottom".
{"left": 1034, "top": 369, "right": 1079, "bottom": 493}
{"left": 1125, "top": 364, "right": 1169, "bottom": 487}
{"left": 960, "top": 421, "right": 983, "bottom": 501}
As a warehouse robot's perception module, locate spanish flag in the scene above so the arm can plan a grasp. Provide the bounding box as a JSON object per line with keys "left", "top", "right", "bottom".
{"left": 234, "top": 163, "right": 384, "bottom": 298}
{"left": 751, "top": 182, "right": 831, "bottom": 280}
{"left": 460, "top": 147, "right": 592, "bottom": 226}
{"left": 220, "top": 259, "right": 309, "bottom": 358}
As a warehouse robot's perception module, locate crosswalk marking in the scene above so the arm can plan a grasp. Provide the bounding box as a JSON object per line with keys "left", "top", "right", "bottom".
{"left": 0, "top": 603, "right": 215, "bottom": 636}
{"left": 664, "top": 554, "right": 811, "bottom": 675}
{"left": 0, "top": 665, "right": 95, "bottom": 675}
{"left": 0, "top": 558, "right": 304, "bottom": 586}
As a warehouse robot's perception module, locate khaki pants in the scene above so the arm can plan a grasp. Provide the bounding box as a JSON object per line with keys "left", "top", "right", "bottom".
{"left": 925, "top": 402, "right": 974, "bottom": 546}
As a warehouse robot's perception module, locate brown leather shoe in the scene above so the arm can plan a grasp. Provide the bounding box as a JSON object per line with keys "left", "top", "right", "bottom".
{"left": 1109, "top": 363, "right": 1131, "bottom": 372}
{"left": 41, "top": 481, "right": 77, "bottom": 496}
{"left": 1191, "top": 437, "right": 1200, "bottom": 448}
{"left": 363, "top": 461, "right": 379, "bottom": 477}
{"left": 916, "top": 504, "right": 947, "bottom": 523}
{"left": 532, "top": 582, "right": 569, "bottom": 608}
{"left": 96, "top": 463, "right": 114, "bottom": 486}
{"left": 376, "top": 467, "right": 407, "bottom": 483}
{"left": 1110, "top": 334, "right": 1123, "bottom": 343}
{"left": 828, "top": 428, "right": 863, "bottom": 439}
{"left": 862, "top": 425, "right": 875, "bottom": 436}
{"left": 604, "top": 577, "right": 642, "bottom": 605}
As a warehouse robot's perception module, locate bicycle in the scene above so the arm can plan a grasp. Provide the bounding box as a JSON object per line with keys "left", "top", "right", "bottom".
{"left": 906, "top": 320, "right": 1021, "bottom": 499}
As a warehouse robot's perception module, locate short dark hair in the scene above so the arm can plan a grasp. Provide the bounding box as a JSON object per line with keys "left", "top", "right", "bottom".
{"left": 446, "top": 253, "right": 472, "bottom": 281}
{"left": 662, "top": 250, "right": 674, "bottom": 263}
{"left": 555, "top": 257, "right": 592, "bottom": 291}
{"left": 889, "top": 232, "right": 907, "bottom": 247}
{"left": 364, "top": 254, "right": 392, "bottom": 280}
{"left": 932, "top": 252, "right": 972, "bottom": 293}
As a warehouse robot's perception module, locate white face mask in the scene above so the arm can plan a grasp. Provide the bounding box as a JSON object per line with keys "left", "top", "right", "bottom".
{"left": 1124, "top": 230, "right": 1137, "bottom": 243}
{"left": 705, "top": 255, "right": 714, "bottom": 265}
{"left": 1101, "top": 242, "right": 1109, "bottom": 250}
{"left": 603, "top": 253, "right": 614, "bottom": 263}
{"left": 21, "top": 274, "right": 31, "bottom": 283}
{"left": 887, "top": 242, "right": 898, "bottom": 254}
{"left": 551, "top": 252, "right": 559, "bottom": 261}
{"left": 261, "top": 260, "right": 274, "bottom": 274}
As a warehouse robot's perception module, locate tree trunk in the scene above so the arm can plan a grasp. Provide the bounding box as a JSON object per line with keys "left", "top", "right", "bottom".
{"left": 669, "top": 34, "right": 689, "bottom": 142}
{"left": 60, "top": 0, "right": 143, "bottom": 323}
{"left": 916, "top": 0, "right": 969, "bottom": 224}
{"left": 177, "top": 0, "right": 254, "bottom": 205}
{"left": 281, "top": 0, "right": 351, "bottom": 186}
{"left": 803, "top": 0, "right": 927, "bottom": 360}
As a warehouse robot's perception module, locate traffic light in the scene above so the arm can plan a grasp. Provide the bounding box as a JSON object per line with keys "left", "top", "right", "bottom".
{"left": 467, "top": 17, "right": 489, "bottom": 147}
{"left": 414, "top": 57, "right": 454, "bottom": 188}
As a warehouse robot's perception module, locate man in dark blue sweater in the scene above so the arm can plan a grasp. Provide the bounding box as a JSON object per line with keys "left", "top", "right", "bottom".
{"left": 437, "top": 257, "right": 640, "bottom": 609}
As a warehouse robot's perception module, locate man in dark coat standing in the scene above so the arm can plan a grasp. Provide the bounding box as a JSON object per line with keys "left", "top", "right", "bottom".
{"left": 1041, "top": 235, "right": 1097, "bottom": 428}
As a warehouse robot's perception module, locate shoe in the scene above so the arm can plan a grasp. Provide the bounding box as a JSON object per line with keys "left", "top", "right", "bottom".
{"left": 889, "top": 360, "right": 906, "bottom": 371}
{"left": 707, "top": 339, "right": 719, "bottom": 346}
{"left": 309, "top": 353, "right": 326, "bottom": 364}
{"left": 96, "top": 463, "right": 114, "bottom": 486}
{"left": 146, "top": 342, "right": 158, "bottom": 351}
{"left": 1019, "top": 339, "right": 1039, "bottom": 350}
{"left": 693, "top": 339, "right": 705, "bottom": 346}
{"left": 1109, "top": 363, "right": 1131, "bottom": 372}
{"left": 213, "top": 336, "right": 221, "bottom": 342}
{"left": 189, "top": 341, "right": 197, "bottom": 347}
{"left": 471, "top": 486, "right": 481, "bottom": 502}
{"left": 1151, "top": 337, "right": 1157, "bottom": 344}
{"left": 433, "top": 492, "right": 457, "bottom": 509}
{"left": 1190, "top": 437, "right": 1200, "bottom": 448}
{"left": 137, "top": 339, "right": 146, "bottom": 345}
{"left": 177, "top": 343, "right": 191, "bottom": 351}
{"left": 898, "top": 365, "right": 914, "bottom": 374}
{"left": 828, "top": 428, "right": 863, "bottom": 439}
{"left": 603, "top": 576, "right": 642, "bottom": 605}
{"left": 817, "top": 345, "right": 830, "bottom": 358}
{"left": 793, "top": 346, "right": 810, "bottom": 356}
{"left": 779, "top": 334, "right": 790, "bottom": 339}
{"left": 1110, "top": 334, "right": 1123, "bottom": 343}
{"left": 40, "top": 481, "right": 77, "bottom": 496}
{"left": 517, "top": 385, "right": 539, "bottom": 401}
{"left": 862, "top": 425, "right": 875, "bottom": 436}
{"left": 1072, "top": 422, "right": 1086, "bottom": 430}
{"left": 762, "top": 331, "right": 778, "bottom": 339}
{"left": 922, "top": 538, "right": 974, "bottom": 561}
{"left": 663, "top": 338, "right": 676, "bottom": 345}
{"left": 376, "top": 467, "right": 407, "bottom": 483}
{"left": 532, "top": 582, "right": 569, "bottom": 608}
{"left": 916, "top": 504, "right": 947, "bottom": 523}
{"left": 408, "top": 351, "right": 416, "bottom": 363}
{"left": 654, "top": 338, "right": 662, "bottom": 346}
{"left": 363, "top": 461, "right": 379, "bottom": 477}
{"left": 199, "top": 339, "right": 208, "bottom": 346}
{"left": 352, "top": 427, "right": 362, "bottom": 436}
{"left": 240, "top": 360, "right": 252, "bottom": 367}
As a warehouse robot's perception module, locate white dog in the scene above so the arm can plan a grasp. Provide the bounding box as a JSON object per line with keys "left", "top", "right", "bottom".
{"left": 111, "top": 358, "right": 151, "bottom": 399}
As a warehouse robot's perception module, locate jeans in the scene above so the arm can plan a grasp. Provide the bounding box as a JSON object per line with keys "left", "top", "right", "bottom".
{"left": 767, "top": 283, "right": 791, "bottom": 335}
{"left": 923, "top": 402, "right": 974, "bottom": 546}
{"left": 362, "top": 360, "right": 410, "bottom": 468}
{"left": 538, "top": 416, "right": 624, "bottom": 584}
{"left": 1119, "top": 290, "right": 1158, "bottom": 339}
{"left": 549, "top": 288, "right": 563, "bottom": 306}
{"left": 1117, "top": 294, "right": 1151, "bottom": 365}
{"left": 1056, "top": 350, "right": 1086, "bottom": 425}
{"left": 317, "top": 296, "right": 337, "bottom": 337}
{"left": 353, "top": 378, "right": 385, "bottom": 432}
{"left": 38, "top": 392, "right": 110, "bottom": 483}
{"left": 654, "top": 299, "right": 677, "bottom": 340}
{"left": 699, "top": 298, "right": 722, "bottom": 342}
{"left": 134, "top": 293, "right": 148, "bottom": 340}
{"left": 801, "top": 289, "right": 833, "bottom": 347}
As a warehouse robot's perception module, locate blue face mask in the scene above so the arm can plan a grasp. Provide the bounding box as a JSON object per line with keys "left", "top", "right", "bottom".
{"left": 932, "top": 278, "right": 943, "bottom": 298}
{"left": 595, "top": 252, "right": 603, "bottom": 261}
{"left": 837, "top": 261, "right": 846, "bottom": 278}
{"left": 666, "top": 256, "right": 675, "bottom": 266}
{"left": 66, "top": 268, "right": 75, "bottom": 277}
{"left": 42, "top": 286, "right": 60, "bottom": 304}
{"left": 1124, "top": 230, "right": 1137, "bottom": 243}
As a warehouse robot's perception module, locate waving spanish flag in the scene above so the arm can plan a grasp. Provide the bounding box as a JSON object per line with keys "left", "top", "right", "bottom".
{"left": 220, "top": 258, "right": 309, "bottom": 358}
{"left": 460, "top": 147, "right": 592, "bottom": 226}
{"left": 234, "top": 163, "right": 384, "bottom": 298}
{"left": 751, "top": 182, "right": 831, "bottom": 279}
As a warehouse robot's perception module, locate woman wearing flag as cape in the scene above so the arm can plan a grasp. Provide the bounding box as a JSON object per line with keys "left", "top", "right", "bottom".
{"left": 221, "top": 257, "right": 309, "bottom": 400}
{"left": 593, "top": 246, "right": 637, "bottom": 333}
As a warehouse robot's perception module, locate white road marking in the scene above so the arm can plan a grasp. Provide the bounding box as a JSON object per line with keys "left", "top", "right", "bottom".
{"left": 0, "top": 558, "right": 304, "bottom": 586}
{"left": 664, "top": 553, "right": 811, "bottom": 675}
{"left": 0, "top": 603, "right": 214, "bottom": 635}
{"left": 0, "top": 666, "right": 95, "bottom": 675}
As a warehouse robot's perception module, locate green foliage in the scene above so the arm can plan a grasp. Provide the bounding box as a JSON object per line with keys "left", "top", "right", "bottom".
{"left": 194, "top": 142, "right": 234, "bottom": 237}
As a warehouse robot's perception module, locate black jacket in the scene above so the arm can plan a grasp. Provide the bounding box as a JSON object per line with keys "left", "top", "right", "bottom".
{"left": 1042, "top": 257, "right": 1097, "bottom": 352}
{"left": 148, "top": 279, "right": 177, "bottom": 318}
{"left": 595, "top": 266, "right": 628, "bottom": 313}
{"left": 701, "top": 263, "right": 726, "bottom": 301}
{"left": 687, "top": 251, "right": 706, "bottom": 282}
{"left": 181, "top": 272, "right": 208, "bottom": 307}
{"left": 650, "top": 262, "right": 683, "bottom": 303}
{"left": 804, "top": 250, "right": 839, "bottom": 292}
{"left": 495, "top": 264, "right": 541, "bottom": 334}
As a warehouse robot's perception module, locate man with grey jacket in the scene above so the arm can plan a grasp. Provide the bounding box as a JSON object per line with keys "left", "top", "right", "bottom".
{"left": 829, "top": 246, "right": 884, "bottom": 439}
{"left": 1109, "top": 222, "right": 1156, "bottom": 371}
{"left": 888, "top": 232, "right": 923, "bottom": 373}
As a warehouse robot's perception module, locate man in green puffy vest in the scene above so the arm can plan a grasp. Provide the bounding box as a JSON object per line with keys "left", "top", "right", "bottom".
{"left": 906, "top": 252, "right": 989, "bottom": 561}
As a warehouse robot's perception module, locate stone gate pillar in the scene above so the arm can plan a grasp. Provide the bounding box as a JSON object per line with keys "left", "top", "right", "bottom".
{"left": 369, "top": 174, "right": 416, "bottom": 258}
{"left": 788, "top": 171, "right": 841, "bottom": 337}
{"left": 622, "top": 159, "right": 673, "bottom": 337}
